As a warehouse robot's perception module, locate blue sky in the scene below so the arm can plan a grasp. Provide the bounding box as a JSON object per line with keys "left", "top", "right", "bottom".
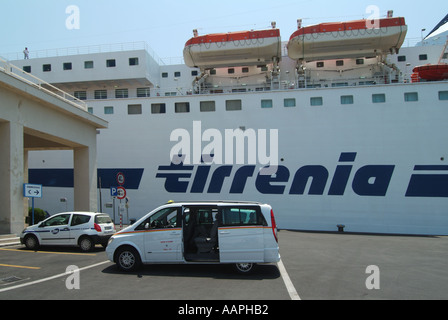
{"left": 1, "top": 0, "right": 446, "bottom": 59}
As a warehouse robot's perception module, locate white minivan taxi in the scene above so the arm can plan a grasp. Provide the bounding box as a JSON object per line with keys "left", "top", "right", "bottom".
{"left": 106, "top": 201, "right": 280, "bottom": 274}
{"left": 20, "top": 212, "right": 115, "bottom": 252}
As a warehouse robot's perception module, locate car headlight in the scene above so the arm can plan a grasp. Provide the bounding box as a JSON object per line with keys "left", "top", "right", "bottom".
{"left": 108, "top": 237, "right": 114, "bottom": 246}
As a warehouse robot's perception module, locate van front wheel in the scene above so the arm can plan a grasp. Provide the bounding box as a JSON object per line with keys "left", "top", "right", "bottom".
{"left": 234, "top": 263, "right": 256, "bottom": 274}
{"left": 116, "top": 246, "right": 141, "bottom": 272}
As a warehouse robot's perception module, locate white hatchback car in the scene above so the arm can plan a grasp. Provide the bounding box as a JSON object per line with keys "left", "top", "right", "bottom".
{"left": 106, "top": 201, "right": 280, "bottom": 274}
{"left": 20, "top": 212, "right": 115, "bottom": 252}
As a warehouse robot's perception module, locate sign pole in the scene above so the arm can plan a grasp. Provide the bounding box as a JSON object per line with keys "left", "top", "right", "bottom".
{"left": 23, "top": 184, "right": 42, "bottom": 225}
{"left": 112, "top": 197, "right": 116, "bottom": 226}
{"left": 120, "top": 199, "right": 123, "bottom": 230}
{"left": 32, "top": 197, "right": 35, "bottom": 225}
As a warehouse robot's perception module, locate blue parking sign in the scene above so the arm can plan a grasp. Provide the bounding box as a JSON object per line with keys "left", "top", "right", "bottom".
{"left": 110, "top": 187, "right": 118, "bottom": 197}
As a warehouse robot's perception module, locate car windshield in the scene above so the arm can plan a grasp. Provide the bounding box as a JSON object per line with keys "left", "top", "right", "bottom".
{"left": 95, "top": 214, "right": 112, "bottom": 224}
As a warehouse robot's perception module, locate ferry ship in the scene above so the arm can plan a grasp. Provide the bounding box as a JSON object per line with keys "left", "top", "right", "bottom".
{"left": 6, "top": 12, "right": 448, "bottom": 235}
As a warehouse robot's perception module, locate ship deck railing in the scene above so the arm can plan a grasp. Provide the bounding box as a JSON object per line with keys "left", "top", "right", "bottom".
{"left": 1, "top": 41, "right": 165, "bottom": 66}
{"left": 151, "top": 76, "right": 402, "bottom": 97}
{"left": 0, "top": 57, "right": 88, "bottom": 111}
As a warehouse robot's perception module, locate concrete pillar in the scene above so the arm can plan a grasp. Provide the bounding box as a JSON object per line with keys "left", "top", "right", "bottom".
{"left": 0, "top": 122, "right": 24, "bottom": 234}
{"left": 73, "top": 146, "right": 98, "bottom": 212}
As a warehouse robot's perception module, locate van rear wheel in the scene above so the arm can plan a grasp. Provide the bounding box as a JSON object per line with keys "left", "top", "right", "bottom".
{"left": 234, "top": 263, "right": 256, "bottom": 274}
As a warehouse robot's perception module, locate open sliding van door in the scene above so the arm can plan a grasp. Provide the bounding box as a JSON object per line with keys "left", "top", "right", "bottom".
{"left": 183, "top": 205, "right": 220, "bottom": 262}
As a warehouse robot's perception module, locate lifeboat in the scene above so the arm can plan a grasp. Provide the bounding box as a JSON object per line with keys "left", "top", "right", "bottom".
{"left": 287, "top": 17, "right": 407, "bottom": 61}
{"left": 183, "top": 27, "right": 281, "bottom": 69}
{"left": 412, "top": 64, "right": 448, "bottom": 82}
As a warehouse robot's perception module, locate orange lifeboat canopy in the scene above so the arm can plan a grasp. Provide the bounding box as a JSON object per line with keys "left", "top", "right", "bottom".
{"left": 184, "top": 29, "right": 281, "bottom": 69}
{"left": 287, "top": 17, "right": 407, "bottom": 61}
{"left": 412, "top": 64, "right": 448, "bottom": 81}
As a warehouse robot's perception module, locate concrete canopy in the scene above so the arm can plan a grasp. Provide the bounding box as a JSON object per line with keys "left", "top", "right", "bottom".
{"left": 0, "top": 64, "right": 108, "bottom": 234}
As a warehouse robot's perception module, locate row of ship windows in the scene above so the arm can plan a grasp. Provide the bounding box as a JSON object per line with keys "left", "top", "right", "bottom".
{"left": 21, "top": 53, "right": 446, "bottom": 74}
{"left": 87, "top": 91, "right": 448, "bottom": 115}
{"left": 22, "top": 58, "right": 140, "bottom": 73}
{"left": 22, "top": 60, "right": 192, "bottom": 78}
{"left": 75, "top": 88, "right": 151, "bottom": 100}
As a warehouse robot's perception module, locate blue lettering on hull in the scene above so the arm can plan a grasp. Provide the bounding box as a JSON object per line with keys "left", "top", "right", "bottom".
{"left": 156, "top": 153, "right": 397, "bottom": 197}
{"left": 156, "top": 153, "right": 448, "bottom": 198}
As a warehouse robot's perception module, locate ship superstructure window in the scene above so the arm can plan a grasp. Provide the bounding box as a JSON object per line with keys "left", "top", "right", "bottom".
{"left": 228, "top": 68, "right": 235, "bottom": 74}
{"left": 43, "top": 64, "right": 51, "bottom": 72}
{"left": 372, "top": 94, "right": 386, "bottom": 103}
{"left": 242, "top": 67, "right": 249, "bottom": 73}
{"left": 162, "top": 72, "right": 168, "bottom": 78}
{"left": 336, "top": 60, "right": 344, "bottom": 66}
{"left": 115, "top": 88, "right": 128, "bottom": 98}
{"left": 191, "top": 70, "right": 198, "bottom": 76}
{"left": 418, "top": 54, "right": 428, "bottom": 61}
{"left": 151, "top": 103, "right": 166, "bottom": 114}
{"left": 74, "top": 91, "right": 87, "bottom": 100}
{"left": 128, "top": 104, "right": 142, "bottom": 115}
{"left": 106, "top": 59, "right": 116, "bottom": 67}
{"left": 316, "top": 62, "right": 324, "bottom": 68}
{"left": 439, "top": 91, "right": 448, "bottom": 100}
{"left": 63, "top": 62, "right": 72, "bottom": 70}
{"left": 341, "top": 95, "right": 354, "bottom": 104}
{"left": 397, "top": 56, "right": 406, "bottom": 62}
{"left": 23, "top": 66, "right": 31, "bottom": 73}
{"left": 84, "top": 61, "right": 94, "bottom": 69}
{"left": 356, "top": 59, "right": 364, "bottom": 65}
{"left": 137, "top": 87, "right": 150, "bottom": 97}
{"left": 284, "top": 98, "right": 296, "bottom": 107}
{"left": 261, "top": 99, "right": 273, "bottom": 108}
{"left": 174, "top": 71, "right": 181, "bottom": 77}
{"left": 310, "top": 97, "right": 323, "bottom": 106}
{"left": 200, "top": 101, "right": 216, "bottom": 112}
{"left": 226, "top": 100, "right": 242, "bottom": 111}
{"left": 175, "top": 102, "right": 190, "bottom": 113}
{"left": 104, "top": 106, "right": 114, "bottom": 114}
{"left": 404, "top": 92, "right": 418, "bottom": 102}
{"left": 94, "top": 90, "right": 107, "bottom": 99}
{"left": 129, "top": 57, "right": 139, "bottom": 66}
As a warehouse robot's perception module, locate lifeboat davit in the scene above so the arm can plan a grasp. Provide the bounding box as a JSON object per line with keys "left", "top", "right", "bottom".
{"left": 412, "top": 64, "right": 448, "bottom": 82}
{"left": 184, "top": 28, "right": 281, "bottom": 69}
{"left": 287, "top": 17, "right": 407, "bottom": 61}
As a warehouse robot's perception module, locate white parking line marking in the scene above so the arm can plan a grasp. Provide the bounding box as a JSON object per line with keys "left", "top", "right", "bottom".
{"left": 0, "top": 260, "right": 110, "bottom": 293}
{"left": 277, "top": 259, "right": 301, "bottom": 300}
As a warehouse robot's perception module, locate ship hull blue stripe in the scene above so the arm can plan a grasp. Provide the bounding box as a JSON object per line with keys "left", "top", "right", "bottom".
{"left": 28, "top": 168, "right": 144, "bottom": 190}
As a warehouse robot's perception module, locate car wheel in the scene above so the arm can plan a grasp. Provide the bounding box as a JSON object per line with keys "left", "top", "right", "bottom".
{"left": 24, "top": 234, "right": 39, "bottom": 250}
{"left": 79, "top": 236, "right": 94, "bottom": 252}
{"left": 116, "top": 246, "right": 141, "bottom": 272}
{"left": 234, "top": 263, "right": 256, "bottom": 274}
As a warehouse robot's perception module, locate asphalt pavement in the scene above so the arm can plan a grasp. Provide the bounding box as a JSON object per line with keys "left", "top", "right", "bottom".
{"left": 1, "top": 230, "right": 447, "bottom": 301}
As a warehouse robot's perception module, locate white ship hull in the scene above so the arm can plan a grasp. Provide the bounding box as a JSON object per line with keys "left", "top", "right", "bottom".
{"left": 29, "top": 81, "right": 448, "bottom": 235}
